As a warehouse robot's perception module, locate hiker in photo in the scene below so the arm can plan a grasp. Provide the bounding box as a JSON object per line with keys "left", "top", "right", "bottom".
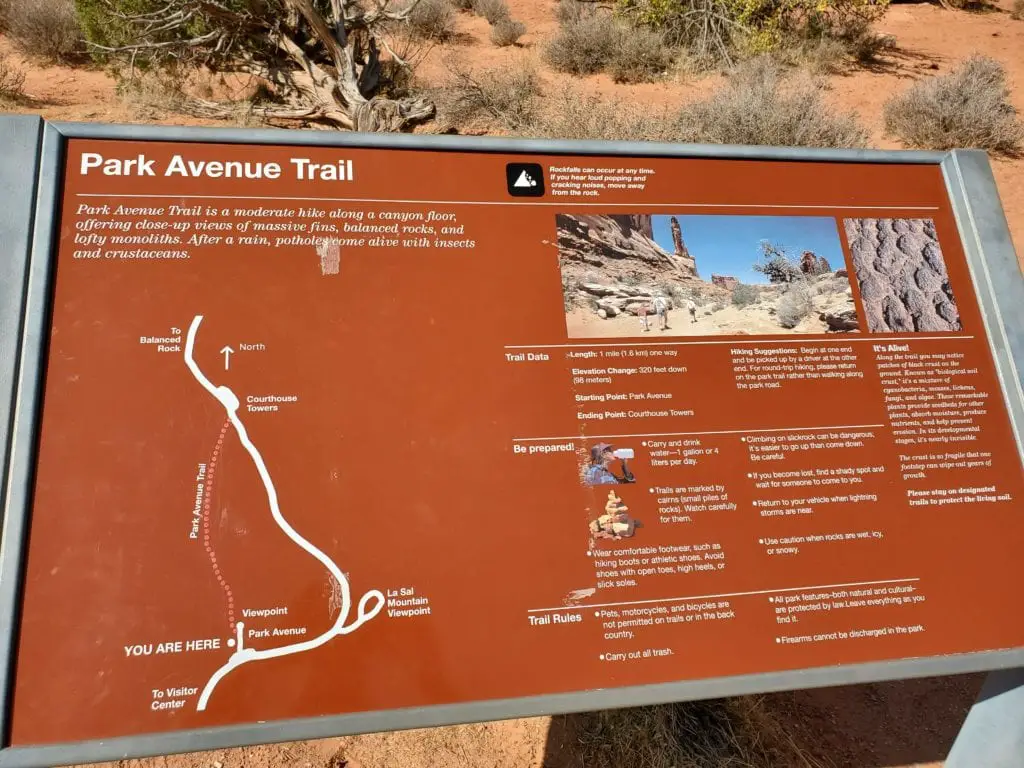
{"left": 686, "top": 297, "right": 697, "bottom": 323}
{"left": 653, "top": 294, "right": 670, "bottom": 331}
{"left": 584, "top": 443, "right": 636, "bottom": 485}
{"left": 638, "top": 302, "right": 651, "bottom": 332}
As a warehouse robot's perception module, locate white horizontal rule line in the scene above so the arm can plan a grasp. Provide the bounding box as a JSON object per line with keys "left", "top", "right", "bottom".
{"left": 528, "top": 577, "right": 921, "bottom": 613}
{"left": 506, "top": 335, "right": 975, "bottom": 349}
{"left": 75, "top": 193, "right": 941, "bottom": 210}
{"left": 512, "top": 424, "right": 885, "bottom": 442}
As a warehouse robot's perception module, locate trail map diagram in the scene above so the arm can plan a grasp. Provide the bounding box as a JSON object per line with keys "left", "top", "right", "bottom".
{"left": 185, "top": 315, "right": 384, "bottom": 710}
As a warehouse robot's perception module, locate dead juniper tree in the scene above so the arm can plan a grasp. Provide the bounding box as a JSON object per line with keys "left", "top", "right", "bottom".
{"left": 84, "top": 0, "right": 435, "bottom": 130}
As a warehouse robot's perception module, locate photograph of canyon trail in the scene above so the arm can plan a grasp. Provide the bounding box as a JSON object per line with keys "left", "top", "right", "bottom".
{"left": 559, "top": 213, "right": 860, "bottom": 337}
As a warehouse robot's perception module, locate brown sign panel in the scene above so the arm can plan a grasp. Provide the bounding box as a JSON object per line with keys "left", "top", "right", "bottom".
{"left": 5, "top": 136, "right": 1024, "bottom": 752}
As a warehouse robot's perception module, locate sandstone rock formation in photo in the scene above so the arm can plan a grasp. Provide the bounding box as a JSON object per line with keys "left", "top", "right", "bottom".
{"left": 844, "top": 218, "right": 961, "bottom": 333}
{"left": 712, "top": 274, "right": 740, "bottom": 289}
{"left": 556, "top": 214, "right": 698, "bottom": 284}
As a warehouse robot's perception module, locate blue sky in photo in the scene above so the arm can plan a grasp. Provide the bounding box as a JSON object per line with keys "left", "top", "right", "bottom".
{"left": 651, "top": 215, "right": 845, "bottom": 285}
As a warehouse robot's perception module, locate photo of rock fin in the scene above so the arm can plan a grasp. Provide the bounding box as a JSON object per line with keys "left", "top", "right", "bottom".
{"left": 843, "top": 218, "right": 961, "bottom": 333}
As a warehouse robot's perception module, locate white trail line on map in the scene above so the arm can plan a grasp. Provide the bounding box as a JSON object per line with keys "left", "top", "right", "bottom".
{"left": 186, "top": 315, "right": 384, "bottom": 711}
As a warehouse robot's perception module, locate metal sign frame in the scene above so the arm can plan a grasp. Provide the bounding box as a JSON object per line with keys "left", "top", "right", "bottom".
{"left": 1, "top": 116, "right": 1022, "bottom": 767}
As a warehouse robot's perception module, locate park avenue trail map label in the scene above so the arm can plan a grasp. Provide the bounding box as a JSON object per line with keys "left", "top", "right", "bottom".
{"left": 8, "top": 139, "right": 1024, "bottom": 746}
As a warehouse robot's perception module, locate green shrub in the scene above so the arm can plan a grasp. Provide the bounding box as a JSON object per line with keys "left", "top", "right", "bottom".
{"left": 883, "top": 55, "right": 1023, "bottom": 155}
{"left": 675, "top": 57, "right": 868, "bottom": 148}
{"left": 407, "top": 0, "right": 457, "bottom": 40}
{"left": 8, "top": 0, "right": 81, "bottom": 61}
{"left": 490, "top": 16, "right": 525, "bottom": 45}
{"left": 732, "top": 284, "right": 759, "bottom": 307}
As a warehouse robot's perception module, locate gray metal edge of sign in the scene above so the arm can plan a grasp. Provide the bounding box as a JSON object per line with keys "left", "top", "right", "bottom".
{"left": 940, "top": 151, "right": 1024, "bottom": 454}
{"left": 0, "top": 118, "right": 1021, "bottom": 767}
{"left": 0, "top": 121, "right": 63, "bottom": 754}
{"left": 0, "top": 115, "right": 43, "bottom": 523}
{"left": 50, "top": 119, "right": 951, "bottom": 164}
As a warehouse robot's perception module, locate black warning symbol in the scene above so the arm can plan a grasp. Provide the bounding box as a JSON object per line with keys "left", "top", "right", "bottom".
{"left": 505, "top": 163, "right": 545, "bottom": 197}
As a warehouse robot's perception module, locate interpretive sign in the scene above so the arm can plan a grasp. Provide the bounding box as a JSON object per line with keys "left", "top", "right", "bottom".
{"left": 1, "top": 117, "right": 1023, "bottom": 767}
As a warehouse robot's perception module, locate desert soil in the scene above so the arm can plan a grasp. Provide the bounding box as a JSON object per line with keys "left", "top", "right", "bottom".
{"left": 566, "top": 285, "right": 856, "bottom": 337}
{"left": 3, "top": 2, "right": 1017, "bottom": 766}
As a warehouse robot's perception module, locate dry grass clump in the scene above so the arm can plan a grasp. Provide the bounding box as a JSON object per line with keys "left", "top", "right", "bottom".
{"left": 777, "top": 283, "right": 814, "bottom": 328}
{"left": 544, "top": 10, "right": 618, "bottom": 74}
{"left": 561, "top": 697, "right": 823, "bottom": 768}
{"left": 438, "top": 60, "right": 540, "bottom": 132}
{"left": 529, "top": 87, "right": 677, "bottom": 140}
{"left": 406, "top": 0, "right": 457, "bottom": 41}
{"left": 783, "top": 17, "right": 895, "bottom": 75}
{"left": 676, "top": 57, "right": 868, "bottom": 148}
{"left": 545, "top": 7, "right": 672, "bottom": 82}
{"left": 115, "top": 73, "right": 189, "bottom": 120}
{"left": 732, "top": 283, "right": 759, "bottom": 307}
{"left": 609, "top": 25, "right": 672, "bottom": 82}
{"left": 490, "top": 16, "right": 525, "bottom": 45}
{"left": 1013, "top": 0, "right": 1023, "bottom": 20}
{"left": 6, "top": 0, "right": 81, "bottom": 62}
{"left": 0, "top": 52, "right": 27, "bottom": 106}
{"left": 883, "top": 55, "right": 1023, "bottom": 155}
{"left": 474, "top": 0, "right": 510, "bottom": 23}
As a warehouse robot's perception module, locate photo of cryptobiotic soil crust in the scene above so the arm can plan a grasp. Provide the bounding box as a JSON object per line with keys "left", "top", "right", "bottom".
{"left": 843, "top": 218, "right": 962, "bottom": 333}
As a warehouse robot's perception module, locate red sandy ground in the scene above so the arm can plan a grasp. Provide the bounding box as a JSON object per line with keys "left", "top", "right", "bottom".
{"left": 1, "top": 3, "right": 1019, "bottom": 765}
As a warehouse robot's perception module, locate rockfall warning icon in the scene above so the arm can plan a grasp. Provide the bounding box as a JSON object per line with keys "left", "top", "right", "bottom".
{"left": 506, "top": 163, "right": 545, "bottom": 197}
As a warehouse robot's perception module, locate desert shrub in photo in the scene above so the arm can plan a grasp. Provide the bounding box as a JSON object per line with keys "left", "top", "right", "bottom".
{"left": 8, "top": 0, "right": 81, "bottom": 62}
{"left": 609, "top": 24, "right": 672, "bottom": 82}
{"left": 674, "top": 58, "right": 868, "bottom": 148}
{"left": 1013, "top": 0, "right": 1023, "bottom": 19}
{"left": 407, "top": 0, "right": 457, "bottom": 41}
{"left": 544, "top": 10, "right": 618, "bottom": 74}
{"left": 883, "top": 55, "right": 1023, "bottom": 154}
{"left": 732, "top": 284, "right": 759, "bottom": 307}
{"left": 777, "top": 283, "right": 814, "bottom": 328}
{"left": 474, "top": 0, "right": 510, "bottom": 23}
{"left": 439, "top": 60, "right": 540, "bottom": 131}
{"left": 490, "top": 16, "right": 525, "bottom": 45}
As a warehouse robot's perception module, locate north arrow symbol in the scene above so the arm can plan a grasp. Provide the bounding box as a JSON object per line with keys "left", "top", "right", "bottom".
{"left": 220, "top": 346, "right": 234, "bottom": 370}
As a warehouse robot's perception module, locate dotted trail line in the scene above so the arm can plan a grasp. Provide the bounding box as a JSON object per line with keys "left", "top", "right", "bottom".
{"left": 202, "top": 419, "right": 235, "bottom": 629}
